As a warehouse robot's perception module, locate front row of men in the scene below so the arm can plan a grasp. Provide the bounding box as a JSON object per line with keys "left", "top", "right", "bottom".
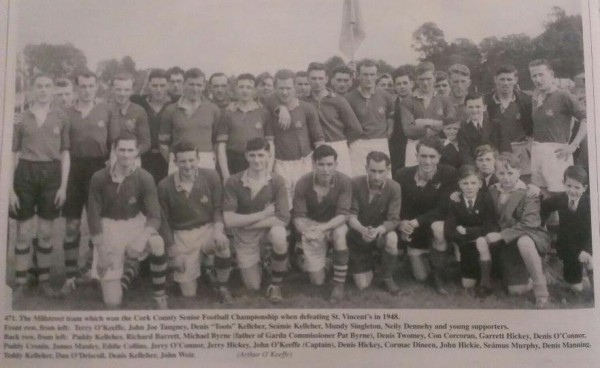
{"left": 12, "top": 133, "right": 592, "bottom": 309}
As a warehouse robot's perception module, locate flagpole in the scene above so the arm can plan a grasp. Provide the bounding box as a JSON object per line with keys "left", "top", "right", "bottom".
{"left": 349, "top": 0, "right": 355, "bottom": 63}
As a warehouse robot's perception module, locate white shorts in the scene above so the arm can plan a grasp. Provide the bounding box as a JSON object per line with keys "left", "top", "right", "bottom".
{"left": 91, "top": 214, "right": 149, "bottom": 281}
{"left": 510, "top": 141, "right": 532, "bottom": 175}
{"left": 171, "top": 224, "right": 215, "bottom": 283}
{"left": 274, "top": 153, "right": 313, "bottom": 208}
{"left": 168, "top": 151, "right": 216, "bottom": 174}
{"left": 349, "top": 138, "right": 390, "bottom": 177}
{"left": 404, "top": 139, "right": 418, "bottom": 168}
{"left": 531, "top": 142, "right": 572, "bottom": 192}
{"left": 232, "top": 228, "right": 270, "bottom": 269}
{"left": 326, "top": 140, "right": 352, "bottom": 177}
{"left": 302, "top": 227, "right": 334, "bottom": 273}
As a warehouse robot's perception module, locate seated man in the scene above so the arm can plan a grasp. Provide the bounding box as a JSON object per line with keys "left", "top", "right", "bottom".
{"left": 395, "top": 136, "right": 457, "bottom": 294}
{"left": 292, "top": 145, "right": 353, "bottom": 302}
{"left": 223, "top": 138, "right": 290, "bottom": 303}
{"left": 158, "top": 141, "right": 233, "bottom": 303}
{"left": 347, "top": 152, "right": 402, "bottom": 294}
{"left": 87, "top": 133, "right": 167, "bottom": 309}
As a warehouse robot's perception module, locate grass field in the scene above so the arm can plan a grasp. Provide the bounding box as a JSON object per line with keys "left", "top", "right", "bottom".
{"left": 6, "top": 218, "right": 594, "bottom": 311}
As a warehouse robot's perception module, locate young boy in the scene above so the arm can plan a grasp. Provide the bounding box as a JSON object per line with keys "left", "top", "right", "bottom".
{"left": 484, "top": 153, "right": 550, "bottom": 307}
{"left": 474, "top": 145, "right": 499, "bottom": 191}
{"left": 458, "top": 93, "right": 501, "bottom": 165}
{"left": 440, "top": 119, "right": 463, "bottom": 169}
{"left": 541, "top": 166, "right": 592, "bottom": 292}
{"left": 445, "top": 165, "right": 497, "bottom": 297}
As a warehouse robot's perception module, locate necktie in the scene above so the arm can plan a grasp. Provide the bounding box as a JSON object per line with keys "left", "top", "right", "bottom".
{"left": 468, "top": 199, "right": 474, "bottom": 212}
{"left": 569, "top": 199, "right": 576, "bottom": 211}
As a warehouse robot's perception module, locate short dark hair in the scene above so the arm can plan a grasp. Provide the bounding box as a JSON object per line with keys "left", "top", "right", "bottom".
{"left": 114, "top": 132, "right": 138, "bottom": 148}
{"left": 529, "top": 59, "right": 553, "bottom": 71}
{"left": 392, "top": 65, "right": 414, "bottom": 82}
{"left": 564, "top": 165, "right": 588, "bottom": 186}
{"left": 495, "top": 152, "right": 521, "bottom": 171}
{"left": 246, "top": 137, "right": 270, "bottom": 152}
{"left": 236, "top": 73, "right": 256, "bottom": 85}
{"left": 357, "top": 59, "right": 379, "bottom": 74}
{"left": 415, "top": 61, "right": 435, "bottom": 76}
{"left": 313, "top": 144, "right": 338, "bottom": 162}
{"left": 74, "top": 70, "right": 98, "bottom": 85}
{"left": 416, "top": 136, "right": 444, "bottom": 155}
{"left": 457, "top": 164, "right": 480, "bottom": 182}
{"left": 183, "top": 68, "right": 205, "bottom": 81}
{"left": 148, "top": 69, "right": 168, "bottom": 81}
{"left": 256, "top": 72, "right": 273, "bottom": 86}
{"left": 209, "top": 72, "right": 228, "bottom": 85}
{"left": 274, "top": 69, "right": 295, "bottom": 85}
{"left": 331, "top": 65, "right": 352, "bottom": 78}
{"left": 307, "top": 62, "right": 327, "bottom": 75}
{"left": 495, "top": 64, "right": 518, "bottom": 77}
{"left": 167, "top": 66, "right": 185, "bottom": 78}
{"left": 464, "top": 92, "right": 484, "bottom": 105}
{"left": 366, "top": 151, "right": 390, "bottom": 167}
{"left": 55, "top": 77, "right": 73, "bottom": 88}
{"left": 172, "top": 140, "right": 198, "bottom": 158}
{"left": 376, "top": 73, "right": 392, "bottom": 84}
{"left": 434, "top": 71, "right": 449, "bottom": 82}
{"left": 295, "top": 71, "right": 308, "bottom": 78}
{"left": 475, "top": 144, "right": 498, "bottom": 159}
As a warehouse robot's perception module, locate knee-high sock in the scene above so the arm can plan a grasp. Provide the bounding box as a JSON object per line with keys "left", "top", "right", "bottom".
{"left": 381, "top": 249, "right": 397, "bottom": 280}
{"left": 63, "top": 236, "right": 80, "bottom": 279}
{"left": 214, "top": 255, "right": 232, "bottom": 287}
{"left": 120, "top": 258, "right": 139, "bottom": 292}
{"left": 35, "top": 239, "right": 54, "bottom": 282}
{"left": 28, "top": 237, "right": 39, "bottom": 279}
{"left": 150, "top": 253, "right": 167, "bottom": 297}
{"left": 79, "top": 240, "right": 94, "bottom": 275}
{"left": 480, "top": 260, "right": 492, "bottom": 288}
{"left": 15, "top": 242, "right": 32, "bottom": 285}
{"left": 270, "top": 251, "right": 288, "bottom": 286}
{"left": 333, "top": 249, "right": 349, "bottom": 284}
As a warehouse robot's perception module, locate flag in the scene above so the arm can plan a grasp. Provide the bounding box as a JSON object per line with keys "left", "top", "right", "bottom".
{"left": 339, "top": 0, "right": 366, "bottom": 60}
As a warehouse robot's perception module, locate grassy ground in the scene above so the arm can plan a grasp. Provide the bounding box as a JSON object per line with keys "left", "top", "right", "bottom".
{"left": 6, "top": 218, "right": 594, "bottom": 311}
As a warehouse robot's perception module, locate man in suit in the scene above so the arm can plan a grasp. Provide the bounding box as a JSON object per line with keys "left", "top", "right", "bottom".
{"left": 458, "top": 93, "right": 501, "bottom": 164}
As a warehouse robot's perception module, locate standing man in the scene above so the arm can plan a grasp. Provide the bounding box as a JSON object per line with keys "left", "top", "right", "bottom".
{"left": 484, "top": 64, "right": 533, "bottom": 163}
{"left": 434, "top": 71, "right": 451, "bottom": 98}
{"left": 389, "top": 66, "right": 415, "bottom": 173}
{"left": 448, "top": 64, "right": 472, "bottom": 122}
{"left": 61, "top": 70, "right": 112, "bottom": 293}
{"left": 304, "top": 62, "right": 363, "bottom": 177}
{"left": 208, "top": 72, "right": 231, "bottom": 110}
{"left": 266, "top": 69, "right": 325, "bottom": 205}
{"left": 529, "top": 59, "right": 586, "bottom": 197}
{"left": 54, "top": 78, "right": 75, "bottom": 109}
{"left": 108, "top": 73, "right": 151, "bottom": 157}
{"left": 347, "top": 152, "right": 402, "bottom": 293}
{"left": 395, "top": 136, "right": 457, "bottom": 294}
{"left": 160, "top": 68, "right": 222, "bottom": 172}
{"left": 292, "top": 145, "right": 353, "bottom": 301}
{"left": 223, "top": 138, "right": 290, "bottom": 303}
{"left": 10, "top": 73, "right": 70, "bottom": 299}
{"left": 88, "top": 133, "right": 167, "bottom": 309}
{"left": 330, "top": 65, "right": 354, "bottom": 95}
{"left": 167, "top": 66, "right": 185, "bottom": 102}
{"left": 158, "top": 141, "right": 233, "bottom": 303}
{"left": 131, "top": 69, "right": 172, "bottom": 184}
{"left": 401, "top": 62, "right": 455, "bottom": 167}
{"left": 294, "top": 71, "right": 311, "bottom": 99}
{"left": 345, "top": 59, "right": 395, "bottom": 177}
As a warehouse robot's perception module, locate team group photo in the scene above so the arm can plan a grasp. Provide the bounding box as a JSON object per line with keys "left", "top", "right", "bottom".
{"left": 3, "top": 0, "right": 594, "bottom": 310}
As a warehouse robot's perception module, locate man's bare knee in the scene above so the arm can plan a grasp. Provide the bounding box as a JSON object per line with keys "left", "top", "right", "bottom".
{"left": 384, "top": 231, "right": 398, "bottom": 253}
{"left": 64, "top": 218, "right": 81, "bottom": 241}
{"left": 353, "top": 271, "right": 373, "bottom": 290}
{"left": 241, "top": 266, "right": 261, "bottom": 290}
{"left": 37, "top": 220, "right": 54, "bottom": 244}
{"left": 431, "top": 221, "right": 445, "bottom": 239}
{"left": 309, "top": 270, "right": 325, "bottom": 286}
{"left": 269, "top": 226, "right": 288, "bottom": 253}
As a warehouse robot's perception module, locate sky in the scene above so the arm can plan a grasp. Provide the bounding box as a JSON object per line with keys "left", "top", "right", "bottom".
{"left": 14, "top": 0, "right": 582, "bottom": 75}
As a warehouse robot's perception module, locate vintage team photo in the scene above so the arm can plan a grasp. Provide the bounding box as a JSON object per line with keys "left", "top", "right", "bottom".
{"left": 3, "top": 0, "right": 594, "bottom": 310}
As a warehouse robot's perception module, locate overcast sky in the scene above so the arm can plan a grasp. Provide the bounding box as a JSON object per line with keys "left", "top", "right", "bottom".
{"left": 14, "top": 0, "right": 581, "bottom": 75}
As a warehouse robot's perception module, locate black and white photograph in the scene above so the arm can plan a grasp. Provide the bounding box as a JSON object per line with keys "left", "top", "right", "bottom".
{"left": 1, "top": 0, "right": 596, "bottom": 316}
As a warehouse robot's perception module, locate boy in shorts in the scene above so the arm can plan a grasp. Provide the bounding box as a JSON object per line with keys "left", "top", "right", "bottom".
{"left": 223, "top": 138, "right": 290, "bottom": 303}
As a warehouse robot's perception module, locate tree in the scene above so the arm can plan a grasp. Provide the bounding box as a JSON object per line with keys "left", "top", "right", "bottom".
{"left": 23, "top": 43, "right": 87, "bottom": 78}
{"left": 324, "top": 55, "right": 347, "bottom": 75}
{"left": 97, "top": 56, "right": 138, "bottom": 84}
{"left": 411, "top": 22, "right": 448, "bottom": 61}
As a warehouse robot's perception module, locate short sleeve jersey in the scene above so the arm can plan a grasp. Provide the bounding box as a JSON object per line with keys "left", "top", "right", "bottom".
{"left": 217, "top": 102, "right": 272, "bottom": 154}
{"left": 344, "top": 89, "right": 395, "bottom": 139}
{"left": 13, "top": 106, "right": 70, "bottom": 161}
{"left": 67, "top": 102, "right": 111, "bottom": 159}
{"left": 532, "top": 89, "right": 586, "bottom": 144}
{"left": 109, "top": 102, "right": 151, "bottom": 154}
{"left": 292, "top": 171, "right": 353, "bottom": 223}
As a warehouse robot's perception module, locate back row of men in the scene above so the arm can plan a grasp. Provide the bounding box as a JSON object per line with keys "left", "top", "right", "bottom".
{"left": 10, "top": 58, "right": 587, "bottom": 308}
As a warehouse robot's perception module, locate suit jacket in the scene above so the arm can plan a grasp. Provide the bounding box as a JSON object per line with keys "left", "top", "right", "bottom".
{"left": 488, "top": 181, "right": 550, "bottom": 252}
{"left": 541, "top": 192, "right": 592, "bottom": 256}
{"left": 389, "top": 95, "right": 408, "bottom": 173}
{"left": 458, "top": 117, "right": 501, "bottom": 164}
{"left": 440, "top": 142, "right": 464, "bottom": 169}
{"left": 480, "top": 173, "right": 498, "bottom": 192}
{"left": 445, "top": 191, "right": 497, "bottom": 245}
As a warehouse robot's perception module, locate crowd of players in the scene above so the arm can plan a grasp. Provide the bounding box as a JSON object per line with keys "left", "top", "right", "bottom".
{"left": 9, "top": 57, "right": 592, "bottom": 309}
